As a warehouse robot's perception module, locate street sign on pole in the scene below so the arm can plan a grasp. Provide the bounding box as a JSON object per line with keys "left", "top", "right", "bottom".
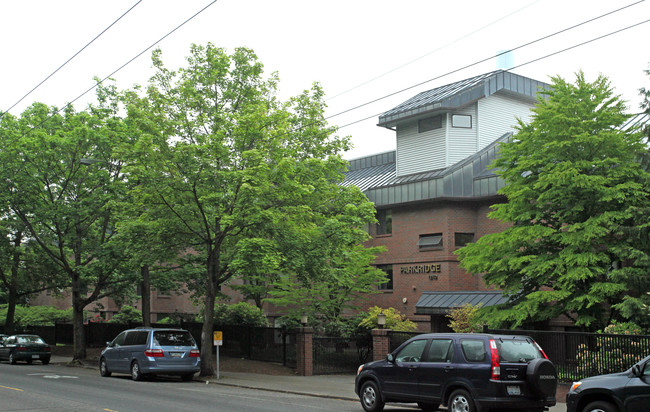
{"left": 213, "top": 331, "right": 222, "bottom": 379}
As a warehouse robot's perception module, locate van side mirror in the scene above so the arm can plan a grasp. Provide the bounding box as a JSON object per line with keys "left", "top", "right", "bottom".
{"left": 386, "top": 353, "right": 395, "bottom": 362}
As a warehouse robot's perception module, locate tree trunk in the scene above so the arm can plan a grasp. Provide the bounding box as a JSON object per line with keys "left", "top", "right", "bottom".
{"left": 71, "top": 275, "right": 86, "bottom": 360}
{"left": 4, "top": 289, "right": 17, "bottom": 335}
{"left": 199, "top": 282, "right": 216, "bottom": 376}
{"left": 141, "top": 265, "right": 151, "bottom": 327}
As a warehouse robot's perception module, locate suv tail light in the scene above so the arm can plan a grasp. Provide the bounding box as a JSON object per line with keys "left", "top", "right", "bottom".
{"left": 534, "top": 341, "right": 549, "bottom": 360}
{"left": 489, "top": 339, "right": 500, "bottom": 380}
{"left": 189, "top": 349, "right": 200, "bottom": 358}
{"left": 145, "top": 349, "right": 164, "bottom": 357}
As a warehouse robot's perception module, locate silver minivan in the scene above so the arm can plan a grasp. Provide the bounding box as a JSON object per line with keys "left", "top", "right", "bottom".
{"left": 99, "top": 327, "right": 201, "bottom": 381}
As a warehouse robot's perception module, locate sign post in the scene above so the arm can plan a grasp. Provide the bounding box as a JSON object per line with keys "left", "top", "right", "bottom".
{"left": 213, "top": 331, "right": 223, "bottom": 380}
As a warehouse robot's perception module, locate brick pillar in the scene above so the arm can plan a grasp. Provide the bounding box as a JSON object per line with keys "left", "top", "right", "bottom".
{"left": 372, "top": 328, "right": 391, "bottom": 361}
{"left": 296, "top": 327, "right": 314, "bottom": 376}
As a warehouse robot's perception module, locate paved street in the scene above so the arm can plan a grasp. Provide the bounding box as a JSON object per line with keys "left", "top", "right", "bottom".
{"left": 0, "top": 357, "right": 568, "bottom": 412}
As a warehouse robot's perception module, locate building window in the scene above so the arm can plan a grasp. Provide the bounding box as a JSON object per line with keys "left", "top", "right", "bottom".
{"left": 376, "top": 264, "right": 393, "bottom": 291}
{"left": 418, "top": 115, "right": 442, "bottom": 133}
{"left": 455, "top": 232, "right": 474, "bottom": 248}
{"left": 451, "top": 114, "right": 472, "bottom": 128}
{"left": 418, "top": 233, "right": 443, "bottom": 251}
{"left": 376, "top": 209, "right": 392, "bottom": 235}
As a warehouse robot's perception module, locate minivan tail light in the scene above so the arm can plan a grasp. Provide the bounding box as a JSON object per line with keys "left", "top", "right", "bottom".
{"left": 145, "top": 349, "right": 164, "bottom": 357}
{"left": 489, "top": 339, "right": 500, "bottom": 380}
{"left": 534, "top": 341, "right": 549, "bottom": 360}
{"left": 189, "top": 350, "right": 200, "bottom": 358}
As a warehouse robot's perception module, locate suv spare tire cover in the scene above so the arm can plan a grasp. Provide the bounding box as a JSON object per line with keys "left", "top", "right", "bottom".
{"left": 526, "top": 358, "right": 558, "bottom": 397}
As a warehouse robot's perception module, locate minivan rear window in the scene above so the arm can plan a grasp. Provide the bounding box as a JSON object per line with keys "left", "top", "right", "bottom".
{"left": 497, "top": 339, "right": 543, "bottom": 362}
{"left": 153, "top": 331, "right": 195, "bottom": 346}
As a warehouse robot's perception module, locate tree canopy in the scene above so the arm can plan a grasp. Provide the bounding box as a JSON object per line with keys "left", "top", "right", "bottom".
{"left": 456, "top": 72, "right": 650, "bottom": 330}
{"left": 123, "top": 44, "right": 384, "bottom": 375}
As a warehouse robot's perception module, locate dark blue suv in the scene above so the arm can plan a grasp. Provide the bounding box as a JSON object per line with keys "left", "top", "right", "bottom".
{"left": 99, "top": 327, "right": 200, "bottom": 381}
{"left": 355, "top": 333, "right": 557, "bottom": 412}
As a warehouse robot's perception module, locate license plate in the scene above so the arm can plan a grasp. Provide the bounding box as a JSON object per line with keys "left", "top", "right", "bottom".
{"left": 507, "top": 386, "right": 521, "bottom": 395}
{"left": 170, "top": 352, "right": 182, "bottom": 358}
{"left": 32, "top": 355, "right": 39, "bottom": 359}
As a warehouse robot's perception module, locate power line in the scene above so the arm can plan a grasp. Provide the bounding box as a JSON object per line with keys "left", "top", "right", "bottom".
{"left": 18, "top": 0, "right": 219, "bottom": 135}
{"left": 0, "top": 0, "right": 143, "bottom": 119}
{"left": 327, "top": 0, "right": 646, "bottom": 122}
{"left": 336, "top": 18, "right": 650, "bottom": 131}
{"left": 326, "top": 0, "right": 541, "bottom": 102}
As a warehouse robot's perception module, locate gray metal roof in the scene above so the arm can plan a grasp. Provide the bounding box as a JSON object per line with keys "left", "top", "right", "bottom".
{"left": 378, "top": 70, "right": 549, "bottom": 128}
{"left": 343, "top": 133, "right": 510, "bottom": 206}
{"left": 415, "top": 291, "right": 509, "bottom": 315}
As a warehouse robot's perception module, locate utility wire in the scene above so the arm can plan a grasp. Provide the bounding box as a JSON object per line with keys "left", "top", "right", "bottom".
{"left": 327, "top": 0, "right": 646, "bottom": 122}
{"left": 0, "top": 0, "right": 143, "bottom": 119}
{"left": 326, "top": 0, "right": 541, "bottom": 102}
{"left": 19, "top": 0, "right": 219, "bottom": 135}
{"left": 337, "top": 18, "right": 650, "bottom": 131}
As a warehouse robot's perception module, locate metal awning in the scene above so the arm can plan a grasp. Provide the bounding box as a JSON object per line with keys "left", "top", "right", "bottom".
{"left": 415, "top": 291, "right": 509, "bottom": 315}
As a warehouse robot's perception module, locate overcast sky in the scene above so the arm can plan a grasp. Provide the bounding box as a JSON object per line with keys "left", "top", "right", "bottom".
{"left": 1, "top": 0, "right": 649, "bottom": 159}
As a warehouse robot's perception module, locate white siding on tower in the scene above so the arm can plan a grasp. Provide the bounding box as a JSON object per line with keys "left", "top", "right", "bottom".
{"left": 477, "top": 92, "right": 535, "bottom": 150}
{"left": 396, "top": 117, "right": 447, "bottom": 177}
{"left": 447, "top": 104, "right": 478, "bottom": 166}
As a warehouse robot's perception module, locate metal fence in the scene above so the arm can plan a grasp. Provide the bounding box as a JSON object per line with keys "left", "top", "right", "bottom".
{"left": 486, "top": 328, "right": 650, "bottom": 382}
{"left": 313, "top": 335, "right": 372, "bottom": 374}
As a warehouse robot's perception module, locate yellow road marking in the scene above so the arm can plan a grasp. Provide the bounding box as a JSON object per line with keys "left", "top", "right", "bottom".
{"left": 0, "top": 385, "right": 23, "bottom": 391}
{"left": 104, "top": 409, "right": 118, "bottom": 412}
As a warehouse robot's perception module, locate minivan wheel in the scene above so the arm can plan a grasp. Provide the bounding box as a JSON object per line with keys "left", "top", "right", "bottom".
{"left": 582, "top": 400, "right": 618, "bottom": 412}
{"left": 360, "top": 381, "right": 385, "bottom": 412}
{"left": 448, "top": 389, "right": 475, "bottom": 412}
{"left": 99, "top": 357, "right": 111, "bottom": 377}
{"left": 131, "top": 361, "right": 143, "bottom": 381}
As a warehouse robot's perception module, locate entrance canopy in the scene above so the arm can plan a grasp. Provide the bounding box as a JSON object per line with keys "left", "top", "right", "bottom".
{"left": 415, "top": 291, "right": 509, "bottom": 315}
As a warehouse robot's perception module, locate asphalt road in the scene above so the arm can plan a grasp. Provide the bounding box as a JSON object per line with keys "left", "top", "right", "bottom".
{"left": 0, "top": 361, "right": 362, "bottom": 412}
{"left": 0, "top": 361, "right": 567, "bottom": 412}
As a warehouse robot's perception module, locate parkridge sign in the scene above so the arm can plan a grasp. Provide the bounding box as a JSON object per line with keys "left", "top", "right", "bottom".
{"left": 400, "top": 263, "right": 441, "bottom": 280}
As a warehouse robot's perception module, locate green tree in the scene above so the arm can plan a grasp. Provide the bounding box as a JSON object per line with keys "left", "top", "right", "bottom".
{"left": 124, "top": 44, "right": 383, "bottom": 376}
{"left": 1, "top": 100, "right": 138, "bottom": 359}
{"left": 213, "top": 302, "right": 268, "bottom": 327}
{"left": 456, "top": 72, "right": 650, "bottom": 330}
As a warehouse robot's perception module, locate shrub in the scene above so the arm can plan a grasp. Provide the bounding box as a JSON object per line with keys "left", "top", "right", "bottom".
{"left": 108, "top": 306, "right": 142, "bottom": 324}
{"left": 358, "top": 306, "right": 417, "bottom": 332}
{"left": 213, "top": 302, "right": 268, "bottom": 327}
{"left": 0, "top": 305, "right": 72, "bottom": 327}
{"left": 576, "top": 320, "right": 647, "bottom": 377}
{"left": 447, "top": 303, "right": 484, "bottom": 333}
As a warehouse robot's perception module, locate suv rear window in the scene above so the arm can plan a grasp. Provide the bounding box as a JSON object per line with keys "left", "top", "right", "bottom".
{"left": 153, "top": 331, "right": 195, "bottom": 346}
{"left": 497, "top": 339, "right": 543, "bottom": 362}
{"left": 461, "top": 339, "right": 486, "bottom": 362}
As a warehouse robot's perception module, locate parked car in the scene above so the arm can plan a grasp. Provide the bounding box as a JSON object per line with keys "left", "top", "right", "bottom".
{"left": 0, "top": 334, "right": 7, "bottom": 344}
{"left": 566, "top": 354, "right": 650, "bottom": 412}
{"left": 0, "top": 334, "right": 51, "bottom": 365}
{"left": 99, "top": 327, "right": 200, "bottom": 381}
{"left": 355, "top": 333, "right": 557, "bottom": 412}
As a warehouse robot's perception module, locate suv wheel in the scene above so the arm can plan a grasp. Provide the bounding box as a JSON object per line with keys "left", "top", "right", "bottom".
{"left": 99, "top": 357, "right": 112, "bottom": 377}
{"left": 448, "top": 389, "right": 475, "bottom": 412}
{"left": 582, "top": 400, "right": 618, "bottom": 412}
{"left": 359, "top": 380, "right": 385, "bottom": 412}
{"left": 131, "top": 361, "right": 143, "bottom": 381}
